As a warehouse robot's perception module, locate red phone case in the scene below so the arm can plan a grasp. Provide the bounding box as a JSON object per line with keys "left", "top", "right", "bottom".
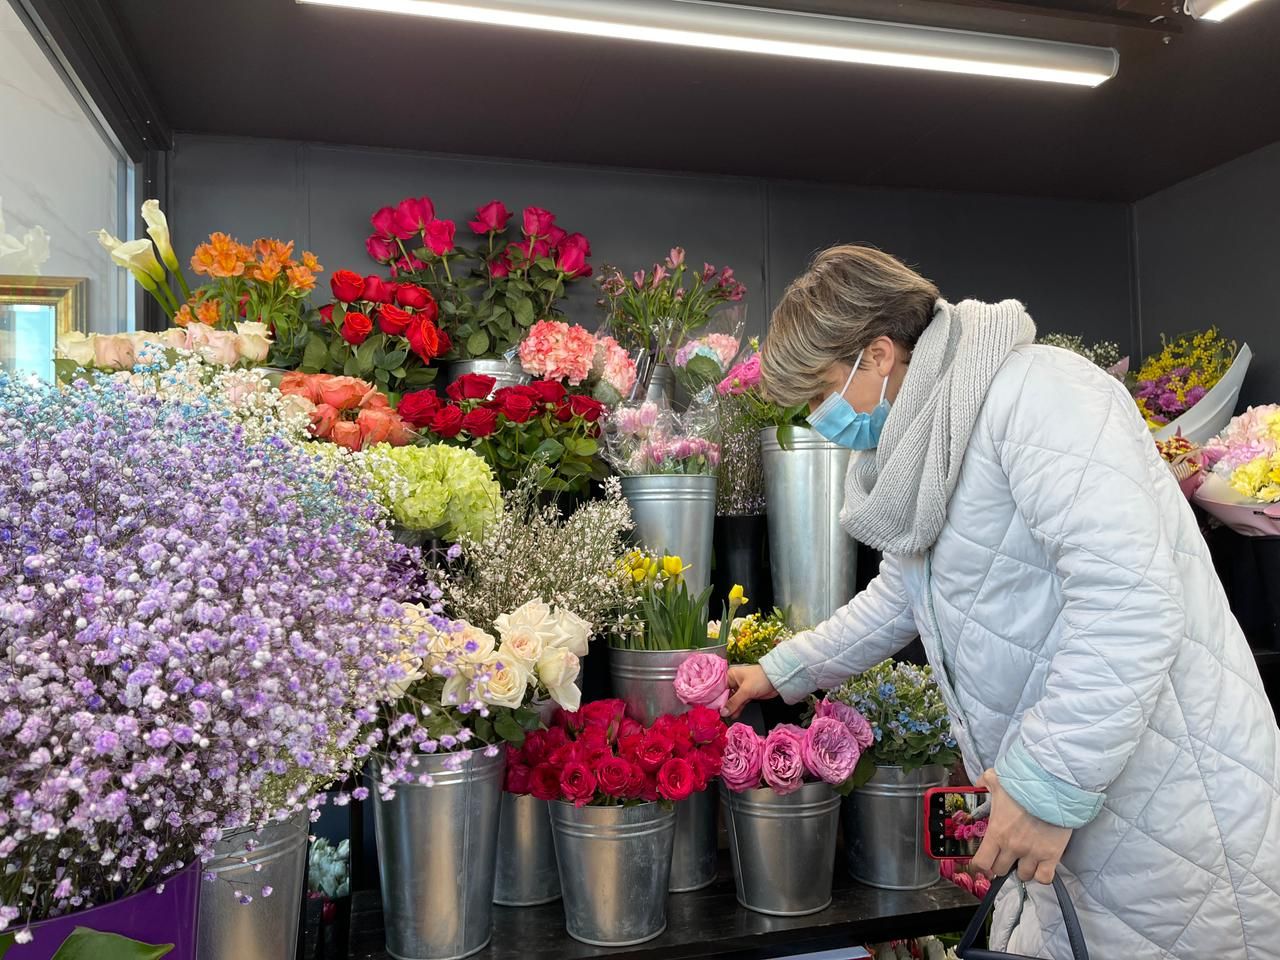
{"left": 923, "top": 786, "right": 989, "bottom": 860}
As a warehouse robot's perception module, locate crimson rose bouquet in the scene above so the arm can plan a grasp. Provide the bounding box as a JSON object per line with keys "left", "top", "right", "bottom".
{"left": 503, "top": 699, "right": 727, "bottom": 806}
{"left": 302, "top": 270, "right": 450, "bottom": 397}
{"left": 366, "top": 195, "right": 593, "bottom": 360}
{"left": 396, "top": 373, "right": 609, "bottom": 495}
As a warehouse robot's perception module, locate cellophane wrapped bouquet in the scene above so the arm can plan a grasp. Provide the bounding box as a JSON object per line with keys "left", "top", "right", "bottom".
{"left": 603, "top": 399, "right": 721, "bottom": 475}
{"left": 1133, "top": 327, "right": 1237, "bottom": 429}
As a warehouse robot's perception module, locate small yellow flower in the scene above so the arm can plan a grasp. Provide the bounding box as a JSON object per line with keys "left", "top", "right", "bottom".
{"left": 661, "top": 556, "right": 685, "bottom": 578}
{"left": 728, "top": 584, "right": 747, "bottom": 605}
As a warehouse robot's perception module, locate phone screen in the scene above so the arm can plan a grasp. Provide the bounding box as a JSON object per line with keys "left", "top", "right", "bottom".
{"left": 925, "top": 788, "right": 990, "bottom": 860}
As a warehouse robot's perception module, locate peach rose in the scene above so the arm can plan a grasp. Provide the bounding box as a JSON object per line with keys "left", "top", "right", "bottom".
{"left": 92, "top": 334, "right": 136, "bottom": 371}
{"left": 55, "top": 331, "right": 95, "bottom": 366}
{"left": 158, "top": 327, "right": 192, "bottom": 350}
{"left": 316, "top": 375, "right": 372, "bottom": 411}
{"left": 188, "top": 325, "right": 239, "bottom": 365}
{"left": 329, "top": 420, "right": 363, "bottom": 451}
{"left": 278, "top": 371, "right": 321, "bottom": 404}
{"left": 359, "top": 387, "right": 392, "bottom": 411}
{"left": 310, "top": 402, "right": 340, "bottom": 439}
{"left": 357, "top": 407, "right": 411, "bottom": 447}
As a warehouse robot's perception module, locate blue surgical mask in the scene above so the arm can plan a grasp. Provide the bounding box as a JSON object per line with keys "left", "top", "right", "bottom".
{"left": 807, "top": 350, "right": 891, "bottom": 450}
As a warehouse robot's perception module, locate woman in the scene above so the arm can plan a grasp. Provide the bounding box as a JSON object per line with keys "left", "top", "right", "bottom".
{"left": 727, "top": 245, "right": 1280, "bottom": 958}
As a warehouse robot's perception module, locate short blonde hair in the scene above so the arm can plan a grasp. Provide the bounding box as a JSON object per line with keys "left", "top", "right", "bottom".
{"left": 761, "top": 245, "right": 939, "bottom": 407}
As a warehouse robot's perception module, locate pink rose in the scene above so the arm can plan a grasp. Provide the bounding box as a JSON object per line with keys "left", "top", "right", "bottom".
{"left": 424, "top": 219, "right": 456, "bottom": 256}
{"left": 815, "top": 698, "right": 875, "bottom": 751}
{"left": 187, "top": 325, "right": 239, "bottom": 366}
{"left": 801, "top": 717, "right": 860, "bottom": 785}
{"left": 939, "top": 858, "right": 956, "bottom": 881}
{"left": 673, "top": 653, "right": 729, "bottom": 712}
{"left": 761, "top": 724, "right": 807, "bottom": 795}
{"left": 721, "top": 723, "right": 763, "bottom": 792}
{"left": 91, "top": 333, "right": 136, "bottom": 371}
{"left": 469, "top": 200, "right": 512, "bottom": 234}
{"left": 522, "top": 206, "right": 555, "bottom": 237}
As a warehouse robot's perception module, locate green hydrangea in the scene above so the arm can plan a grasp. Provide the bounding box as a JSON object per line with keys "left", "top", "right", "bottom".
{"left": 366, "top": 443, "right": 501, "bottom": 542}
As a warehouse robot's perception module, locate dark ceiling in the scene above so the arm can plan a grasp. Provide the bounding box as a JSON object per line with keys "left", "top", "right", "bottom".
{"left": 107, "top": 0, "right": 1280, "bottom": 201}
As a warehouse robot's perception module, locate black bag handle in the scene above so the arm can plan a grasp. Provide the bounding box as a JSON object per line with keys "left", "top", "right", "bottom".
{"left": 956, "top": 871, "right": 1089, "bottom": 960}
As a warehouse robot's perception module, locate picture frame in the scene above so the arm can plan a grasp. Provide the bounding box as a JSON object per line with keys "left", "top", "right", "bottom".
{"left": 0, "top": 275, "right": 87, "bottom": 381}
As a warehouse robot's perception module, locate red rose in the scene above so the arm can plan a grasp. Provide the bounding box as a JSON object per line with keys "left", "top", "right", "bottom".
{"left": 521, "top": 730, "right": 549, "bottom": 766}
{"left": 544, "top": 726, "right": 570, "bottom": 750}
{"left": 363, "top": 275, "right": 397, "bottom": 304}
{"left": 686, "top": 706, "right": 726, "bottom": 746}
{"left": 560, "top": 761, "right": 597, "bottom": 807}
{"left": 330, "top": 269, "right": 365, "bottom": 303}
{"left": 506, "top": 763, "right": 531, "bottom": 795}
{"left": 499, "top": 393, "right": 537, "bottom": 424}
{"left": 553, "top": 399, "right": 574, "bottom": 423}
{"left": 340, "top": 311, "right": 373, "bottom": 345}
{"left": 447, "top": 374, "right": 497, "bottom": 402}
{"left": 461, "top": 407, "right": 499, "bottom": 438}
{"left": 559, "top": 232, "right": 591, "bottom": 258}
{"left": 617, "top": 733, "right": 644, "bottom": 763}
{"left": 396, "top": 284, "right": 433, "bottom": 310}
{"left": 366, "top": 235, "right": 396, "bottom": 263}
{"left": 393, "top": 196, "right": 434, "bottom": 239}
{"left": 687, "top": 752, "right": 712, "bottom": 791}
{"left": 424, "top": 219, "right": 456, "bottom": 256}
{"left": 378, "top": 303, "right": 413, "bottom": 337}
{"left": 555, "top": 243, "right": 589, "bottom": 278}
{"left": 596, "top": 757, "right": 635, "bottom": 798}
{"left": 580, "top": 699, "right": 626, "bottom": 733}
{"left": 529, "top": 379, "right": 567, "bottom": 405}
{"left": 501, "top": 384, "right": 539, "bottom": 399}
{"left": 429, "top": 405, "right": 464, "bottom": 439}
{"left": 406, "top": 316, "right": 443, "bottom": 363}
{"left": 469, "top": 200, "right": 512, "bottom": 235}
{"left": 437, "top": 329, "right": 452, "bottom": 356}
{"left": 657, "top": 757, "right": 696, "bottom": 802}
{"left": 656, "top": 714, "right": 694, "bottom": 755}
{"left": 523, "top": 206, "right": 555, "bottom": 237}
{"left": 569, "top": 394, "right": 605, "bottom": 423}
{"left": 397, "top": 389, "right": 443, "bottom": 427}
{"left": 530, "top": 764, "right": 561, "bottom": 801}
{"left": 618, "top": 717, "right": 644, "bottom": 741}
{"left": 636, "top": 731, "right": 674, "bottom": 773}
{"left": 639, "top": 772, "right": 660, "bottom": 803}
{"left": 370, "top": 205, "right": 398, "bottom": 239}
{"left": 318, "top": 303, "right": 335, "bottom": 325}
{"left": 392, "top": 253, "right": 425, "bottom": 276}
{"left": 490, "top": 255, "right": 512, "bottom": 279}
{"left": 550, "top": 742, "right": 579, "bottom": 767}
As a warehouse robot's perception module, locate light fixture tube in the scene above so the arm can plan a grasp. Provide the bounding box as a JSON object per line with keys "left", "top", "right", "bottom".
{"left": 296, "top": 0, "right": 1119, "bottom": 87}
{"left": 1187, "top": 0, "right": 1266, "bottom": 20}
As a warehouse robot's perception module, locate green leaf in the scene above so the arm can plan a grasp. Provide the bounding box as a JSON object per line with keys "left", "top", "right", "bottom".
{"left": 355, "top": 337, "right": 378, "bottom": 374}
{"left": 301, "top": 332, "right": 330, "bottom": 372}
{"left": 0, "top": 931, "right": 14, "bottom": 957}
{"left": 512, "top": 297, "right": 536, "bottom": 326}
{"left": 532, "top": 438, "right": 565, "bottom": 463}
{"left": 684, "top": 354, "right": 722, "bottom": 386}
{"left": 848, "top": 753, "right": 878, "bottom": 791}
{"left": 50, "top": 927, "right": 174, "bottom": 960}
{"left": 565, "top": 437, "right": 598, "bottom": 458}
{"left": 441, "top": 299, "right": 458, "bottom": 315}
{"left": 328, "top": 337, "right": 348, "bottom": 367}
{"left": 391, "top": 366, "right": 407, "bottom": 378}
{"left": 343, "top": 356, "right": 360, "bottom": 377}
{"left": 402, "top": 365, "right": 437, "bottom": 388}
{"left": 331, "top": 303, "right": 347, "bottom": 326}
{"left": 494, "top": 711, "right": 526, "bottom": 745}
{"left": 466, "top": 330, "right": 490, "bottom": 356}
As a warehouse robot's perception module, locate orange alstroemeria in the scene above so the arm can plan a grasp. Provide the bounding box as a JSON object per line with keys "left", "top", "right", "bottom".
{"left": 254, "top": 238, "right": 295, "bottom": 266}
{"left": 287, "top": 265, "right": 317, "bottom": 293}
{"left": 196, "top": 300, "right": 221, "bottom": 326}
{"left": 255, "top": 256, "right": 284, "bottom": 283}
{"left": 174, "top": 303, "right": 196, "bottom": 327}
{"left": 191, "top": 232, "right": 250, "bottom": 279}
{"left": 301, "top": 251, "right": 322, "bottom": 273}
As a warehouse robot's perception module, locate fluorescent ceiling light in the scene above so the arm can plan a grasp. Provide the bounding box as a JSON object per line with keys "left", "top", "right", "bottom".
{"left": 297, "top": 0, "right": 1119, "bottom": 87}
{"left": 1187, "top": 0, "right": 1266, "bottom": 20}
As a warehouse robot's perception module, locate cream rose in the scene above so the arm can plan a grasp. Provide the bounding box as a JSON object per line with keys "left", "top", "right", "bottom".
{"left": 441, "top": 670, "right": 474, "bottom": 707}
{"left": 235, "top": 321, "right": 273, "bottom": 363}
{"left": 92, "top": 334, "right": 136, "bottom": 371}
{"left": 498, "top": 623, "right": 545, "bottom": 668}
{"left": 458, "top": 624, "right": 496, "bottom": 663}
{"left": 493, "top": 599, "right": 555, "bottom": 641}
{"left": 548, "top": 607, "right": 591, "bottom": 658}
{"left": 55, "top": 331, "right": 95, "bottom": 366}
{"left": 385, "top": 650, "right": 427, "bottom": 701}
{"left": 427, "top": 624, "right": 467, "bottom": 659}
{"left": 537, "top": 646, "right": 581, "bottom": 711}
{"left": 188, "top": 325, "right": 240, "bottom": 366}
{"left": 478, "top": 651, "right": 531, "bottom": 709}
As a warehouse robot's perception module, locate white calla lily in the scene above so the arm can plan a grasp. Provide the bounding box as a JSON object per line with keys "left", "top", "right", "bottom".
{"left": 110, "top": 239, "right": 166, "bottom": 285}
{"left": 140, "top": 199, "right": 180, "bottom": 273}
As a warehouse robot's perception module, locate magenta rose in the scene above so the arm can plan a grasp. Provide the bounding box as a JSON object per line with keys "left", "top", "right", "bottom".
{"left": 761, "top": 724, "right": 807, "bottom": 795}
{"left": 673, "top": 653, "right": 729, "bottom": 712}
{"left": 802, "top": 717, "right": 860, "bottom": 785}
{"left": 815, "top": 697, "right": 875, "bottom": 751}
{"left": 721, "top": 723, "right": 763, "bottom": 793}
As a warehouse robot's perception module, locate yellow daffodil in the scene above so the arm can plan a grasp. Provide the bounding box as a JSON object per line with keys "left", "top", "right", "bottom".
{"left": 728, "top": 584, "right": 747, "bottom": 605}
{"left": 661, "top": 555, "right": 685, "bottom": 578}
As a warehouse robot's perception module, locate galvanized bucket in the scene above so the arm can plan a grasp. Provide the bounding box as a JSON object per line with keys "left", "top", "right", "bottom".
{"left": 620, "top": 474, "right": 717, "bottom": 593}
{"left": 843, "top": 764, "right": 946, "bottom": 890}
{"left": 669, "top": 787, "right": 719, "bottom": 892}
{"left": 493, "top": 793, "right": 560, "bottom": 906}
{"left": 722, "top": 781, "right": 841, "bottom": 916}
{"left": 760, "top": 427, "right": 858, "bottom": 629}
{"left": 369, "top": 750, "right": 506, "bottom": 960}
{"left": 444, "top": 358, "right": 529, "bottom": 395}
{"left": 549, "top": 800, "right": 675, "bottom": 946}
{"left": 196, "top": 813, "right": 309, "bottom": 960}
{"left": 644, "top": 362, "right": 676, "bottom": 406}
{"left": 608, "top": 644, "right": 727, "bottom": 727}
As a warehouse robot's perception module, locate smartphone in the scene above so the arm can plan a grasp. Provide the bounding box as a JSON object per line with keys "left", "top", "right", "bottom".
{"left": 924, "top": 786, "right": 989, "bottom": 860}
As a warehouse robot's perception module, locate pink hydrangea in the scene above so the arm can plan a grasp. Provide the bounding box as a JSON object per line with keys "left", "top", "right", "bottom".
{"left": 592, "top": 335, "right": 637, "bottom": 397}
{"left": 518, "top": 319, "right": 596, "bottom": 384}
{"left": 1203, "top": 404, "right": 1280, "bottom": 472}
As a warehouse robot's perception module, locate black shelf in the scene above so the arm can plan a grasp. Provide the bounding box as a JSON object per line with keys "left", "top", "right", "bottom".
{"left": 340, "top": 856, "right": 977, "bottom": 960}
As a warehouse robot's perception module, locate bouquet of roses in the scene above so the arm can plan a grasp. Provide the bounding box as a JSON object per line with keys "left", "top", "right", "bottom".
{"left": 503, "top": 699, "right": 727, "bottom": 806}
{"left": 1186, "top": 405, "right": 1280, "bottom": 536}
{"left": 603, "top": 399, "right": 721, "bottom": 475}
{"left": 278, "top": 372, "right": 413, "bottom": 451}
{"left": 518, "top": 319, "right": 638, "bottom": 404}
{"left": 1133, "top": 327, "right": 1238, "bottom": 428}
{"left": 669, "top": 310, "right": 746, "bottom": 403}
{"left": 397, "top": 373, "right": 609, "bottom": 495}
{"left": 828, "top": 661, "right": 961, "bottom": 773}
{"left": 366, "top": 196, "right": 593, "bottom": 360}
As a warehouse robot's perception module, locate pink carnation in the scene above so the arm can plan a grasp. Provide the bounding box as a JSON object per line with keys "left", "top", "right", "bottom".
{"left": 519, "top": 319, "right": 596, "bottom": 384}
{"left": 592, "top": 335, "right": 638, "bottom": 397}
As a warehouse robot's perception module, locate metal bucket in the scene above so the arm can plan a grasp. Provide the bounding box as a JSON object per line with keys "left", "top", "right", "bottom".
{"left": 196, "top": 814, "right": 309, "bottom": 960}
{"left": 493, "top": 793, "right": 560, "bottom": 906}
{"left": 843, "top": 764, "right": 945, "bottom": 890}
{"left": 644, "top": 363, "right": 675, "bottom": 406}
{"left": 549, "top": 800, "right": 675, "bottom": 947}
{"left": 669, "top": 787, "right": 719, "bottom": 892}
{"left": 620, "top": 474, "right": 717, "bottom": 593}
{"left": 608, "top": 645, "right": 727, "bottom": 726}
{"left": 722, "top": 781, "right": 841, "bottom": 916}
{"left": 760, "top": 427, "right": 858, "bottom": 629}
{"left": 444, "top": 358, "right": 529, "bottom": 395}
{"left": 369, "top": 750, "right": 506, "bottom": 960}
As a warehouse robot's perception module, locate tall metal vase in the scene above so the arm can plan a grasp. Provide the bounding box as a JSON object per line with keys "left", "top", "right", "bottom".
{"left": 493, "top": 794, "right": 560, "bottom": 906}
{"left": 369, "top": 750, "right": 506, "bottom": 960}
{"left": 620, "top": 474, "right": 717, "bottom": 593}
{"left": 760, "top": 427, "right": 858, "bottom": 629}
{"left": 444, "top": 358, "right": 529, "bottom": 395}
{"left": 196, "top": 814, "right": 309, "bottom": 960}
{"left": 549, "top": 801, "right": 676, "bottom": 947}
{"left": 843, "top": 765, "right": 946, "bottom": 890}
{"left": 608, "top": 645, "right": 726, "bottom": 892}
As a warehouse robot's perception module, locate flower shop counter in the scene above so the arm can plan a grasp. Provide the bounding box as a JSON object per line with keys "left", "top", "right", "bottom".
{"left": 338, "top": 856, "right": 977, "bottom": 959}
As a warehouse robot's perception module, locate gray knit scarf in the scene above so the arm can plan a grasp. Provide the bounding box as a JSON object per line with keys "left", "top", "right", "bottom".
{"left": 839, "top": 298, "right": 1037, "bottom": 555}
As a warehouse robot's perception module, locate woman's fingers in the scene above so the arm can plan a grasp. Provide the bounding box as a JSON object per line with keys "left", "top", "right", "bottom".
{"left": 722, "top": 684, "right": 753, "bottom": 719}
{"left": 1034, "top": 858, "right": 1059, "bottom": 885}
{"left": 970, "top": 835, "right": 998, "bottom": 876}
{"left": 722, "top": 665, "right": 775, "bottom": 718}
{"left": 1017, "top": 857, "right": 1039, "bottom": 883}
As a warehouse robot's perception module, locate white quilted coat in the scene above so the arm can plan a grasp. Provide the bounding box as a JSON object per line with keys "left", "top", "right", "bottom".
{"left": 761, "top": 345, "right": 1280, "bottom": 958}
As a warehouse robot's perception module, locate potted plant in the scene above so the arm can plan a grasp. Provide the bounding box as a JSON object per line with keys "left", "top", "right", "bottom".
{"left": 716, "top": 696, "right": 873, "bottom": 916}
{"left": 533, "top": 700, "right": 727, "bottom": 946}
{"left": 0, "top": 366, "right": 414, "bottom": 958}
{"left": 364, "top": 196, "right": 593, "bottom": 378}
{"left": 369, "top": 596, "right": 589, "bottom": 960}
{"left": 828, "top": 661, "right": 962, "bottom": 890}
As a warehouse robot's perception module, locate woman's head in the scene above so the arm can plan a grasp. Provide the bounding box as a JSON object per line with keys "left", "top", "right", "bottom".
{"left": 761, "top": 245, "right": 939, "bottom": 413}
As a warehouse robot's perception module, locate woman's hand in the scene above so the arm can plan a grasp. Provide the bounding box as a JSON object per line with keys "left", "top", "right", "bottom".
{"left": 722, "top": 665, "right": 779, "bottom": 718}
{"left": 969, "top": 769, "right": 1073, "bottom": 885}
